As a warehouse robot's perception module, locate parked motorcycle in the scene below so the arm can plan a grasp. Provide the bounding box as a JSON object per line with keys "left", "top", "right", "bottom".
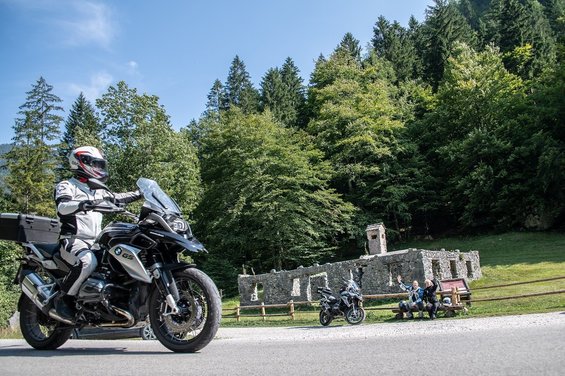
{"left": 317, "top": 279, "right": 365, "bottom": 326}
{"left": 4, "top": 177, "right": 221, "bottom": 352}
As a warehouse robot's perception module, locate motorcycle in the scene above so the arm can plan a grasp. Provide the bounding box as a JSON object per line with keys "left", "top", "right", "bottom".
{"left": 8, "top": 177, "right": 221, "bottom": 352}
{"left": 317, "top": 279, "right": 365, "bottom": 326}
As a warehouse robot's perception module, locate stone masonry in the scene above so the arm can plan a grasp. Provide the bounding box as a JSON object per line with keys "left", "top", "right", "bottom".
{"left": 237, "top": 224, "right": 481, "bottom": 306}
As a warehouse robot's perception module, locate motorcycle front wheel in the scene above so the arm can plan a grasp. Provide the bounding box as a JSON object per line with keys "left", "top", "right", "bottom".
{"left": 149, "top": 268, "right": 221, "bottom": 353}
{"left": 344, "top": 305, "right": 365, "bottom": 325}
{"left": 19, "top": 294, "right": 73, "bottom": 350}
{"left": 319, "top": 310, "right": 333, "bottom": 326}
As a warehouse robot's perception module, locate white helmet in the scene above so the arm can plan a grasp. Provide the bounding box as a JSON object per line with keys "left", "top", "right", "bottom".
{"left": 69, "top": 146, "right": 108, "bottom": 182}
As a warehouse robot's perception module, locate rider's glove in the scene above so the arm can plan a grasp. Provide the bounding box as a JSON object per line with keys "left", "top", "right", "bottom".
{"left": 78, "top": 199, "right": 103, "bottom": 211}
{"left": 78, "top": 200, "right": 94, "bottom": 211}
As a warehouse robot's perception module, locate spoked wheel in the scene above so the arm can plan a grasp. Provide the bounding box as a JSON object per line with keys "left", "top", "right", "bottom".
{"left": 319, "top": 310, "right": 333, "bottom": 326}
{"left": 141, "top": 322, "right": 156, "bottom": 340}
{"left": 19, "top": 294, "right": 73, "bottom": 350}
{"left": 149, "top": 268, "right": 221, "bottom": 353}
{"left": 344, "top": 305, "right": 365, "bottom": 325}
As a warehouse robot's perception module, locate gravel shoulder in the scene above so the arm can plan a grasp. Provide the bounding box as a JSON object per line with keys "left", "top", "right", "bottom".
{"left": 215, "top": 311, "right": 565, "bottom": 342}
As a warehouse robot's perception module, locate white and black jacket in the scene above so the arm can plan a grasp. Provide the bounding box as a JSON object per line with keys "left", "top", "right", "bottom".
{"left": 55, "top": 178, "right": 141, "bottom": 241}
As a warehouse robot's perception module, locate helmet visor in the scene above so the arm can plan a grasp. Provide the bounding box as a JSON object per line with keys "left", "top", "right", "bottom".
{"left": 78, "top": 154, "right": 108, "bottom": 180}
{"left": 90, "top": 158, "right": 107, "bottom": 170}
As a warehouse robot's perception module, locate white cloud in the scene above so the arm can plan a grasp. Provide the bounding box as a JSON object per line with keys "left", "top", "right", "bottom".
{"left": 3, "top": 0, "right": 116, "bottom": 48}
{"left": 127, "top": 60, "right": 139, "bottom": 73}
{"left": 59, "top": 1, "right": 115, "bottom": 48}
{"left": 68, "top": 72, "right": 113, "bottom": 101}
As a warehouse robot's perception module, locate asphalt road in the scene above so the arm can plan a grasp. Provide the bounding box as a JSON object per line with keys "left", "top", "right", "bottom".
{"left": 1, "top": 312, "right": 564, "bottom": 376}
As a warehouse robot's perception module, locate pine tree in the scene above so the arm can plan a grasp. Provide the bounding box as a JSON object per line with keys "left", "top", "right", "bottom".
{"left": 421, "top": 0, "right": 478, "bottom": 89}
{"left": 280, "top": 57, "right": 306, "bottom": 128}
{"left": 334, "top": 32, "right": 362, "bottom": 63}
{"left": 58, "top": 93, "right": 101, "bottom": 179}
{"left": 538, "top": 0, "right": 565, "bottom": 37}
{"left": 260, "top": 58, "right": 306, "bottom": 128}
{"left": 458, "top": 0, "right": 492, "bottom": 30}
{"left": 372, "top": 16, "right": 418, "bottom": 81}
{"left": 260, "top": 68, "right": 285, "bottom": 118}
{"left": 224, "top": 56, "right": 260, "bottom": 114}
{"left": 408, "top": 15, "right": 425, "bottom": 79}
{"left": 205, "top": 79, "right": 225, "bottom": 116}
{"left": 5, "top": 77, "right": 63, "bottom": 216}
{"left": 484, "top": 0, "right": 556, "bottom": 78}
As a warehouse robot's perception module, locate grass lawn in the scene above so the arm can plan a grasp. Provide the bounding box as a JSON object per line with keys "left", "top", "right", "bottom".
{"left": 221, "top": 232, "right": 565, "bottom": 326}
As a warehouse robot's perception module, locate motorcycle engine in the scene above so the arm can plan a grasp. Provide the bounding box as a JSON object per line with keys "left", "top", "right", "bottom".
{"left": 77, "top": 277, "right": 107, "bottom": 304}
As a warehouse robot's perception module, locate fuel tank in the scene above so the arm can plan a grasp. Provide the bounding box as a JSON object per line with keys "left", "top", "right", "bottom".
{"left": 108, "top": 244, "right": 152, "bottom": 283}
{"left": 96, "top": 222, "right": 139, "bottom": 247}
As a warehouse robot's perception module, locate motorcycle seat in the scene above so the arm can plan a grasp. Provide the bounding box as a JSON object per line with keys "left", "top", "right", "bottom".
{"left": 32, "top": 243, "right": 60, "bottom": 258}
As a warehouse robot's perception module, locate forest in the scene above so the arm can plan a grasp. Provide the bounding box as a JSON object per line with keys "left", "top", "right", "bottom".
{"left": 0, "top": 0, "right": 563, "bottom": 303}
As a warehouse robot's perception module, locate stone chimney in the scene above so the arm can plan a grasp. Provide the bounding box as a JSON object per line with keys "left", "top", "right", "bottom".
{"left": 366, "top": 223, "right": 387, "bottom": 255}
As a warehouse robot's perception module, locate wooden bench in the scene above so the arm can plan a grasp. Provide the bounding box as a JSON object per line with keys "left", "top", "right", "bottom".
{"left": 391, "top": 278, "right": 472, "bottom": 319}
{"left": 391, "top": 303, "right": 466, "bottom": 319}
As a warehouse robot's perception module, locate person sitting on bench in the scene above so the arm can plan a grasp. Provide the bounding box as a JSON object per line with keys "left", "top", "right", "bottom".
{"left": 423, "top": 278, "right": 439, "bottom": 320}
{"left": 397, "top": 275, "right": 424, "bottom": 319}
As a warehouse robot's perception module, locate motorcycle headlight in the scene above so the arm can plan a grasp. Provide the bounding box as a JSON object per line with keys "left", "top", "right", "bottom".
{"left": 170, "top": 218, "right": 189, "bottom": 233}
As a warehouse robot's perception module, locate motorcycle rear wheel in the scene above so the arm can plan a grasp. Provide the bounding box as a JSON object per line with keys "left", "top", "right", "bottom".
{"left": 19, "top": 294, "right": 73, "bottom": 350}
{"left": 344, "top": 305, "right": 365, "bottom": 325}
{"left": 149, "top": 268, "right": 221, "bottom": 352}
{"left": 319, "top": 310, "right": 333, "bottom": 326}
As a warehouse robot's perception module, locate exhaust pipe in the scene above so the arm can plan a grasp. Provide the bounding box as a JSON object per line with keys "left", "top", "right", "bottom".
{"left": 21, "top": 272, "right": 56, "bottom": 309}
{"left": 22, "top": 272, "right": 135, "bottom": 327}
{"left": 20, "top": 272, "right": 75, "bottom": 325}
{"left": 98, "top": 305, "right": 135, "bottom": 328}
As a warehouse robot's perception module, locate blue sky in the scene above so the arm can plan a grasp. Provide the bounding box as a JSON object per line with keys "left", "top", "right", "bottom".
{"left": 0, "top": 0, "right": 432, "bottom": 145}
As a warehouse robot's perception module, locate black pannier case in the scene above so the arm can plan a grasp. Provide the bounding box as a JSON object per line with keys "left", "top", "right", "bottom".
{"left": 0, "top": 213, "right": 60, "bottom": 244}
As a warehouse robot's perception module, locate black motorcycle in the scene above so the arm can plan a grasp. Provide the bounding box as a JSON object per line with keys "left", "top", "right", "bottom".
{"left": 317, "top": 279, "right": 365, "bottom": 326}
{"left": 7, "top": 177, "right": 221, "bottom": 352}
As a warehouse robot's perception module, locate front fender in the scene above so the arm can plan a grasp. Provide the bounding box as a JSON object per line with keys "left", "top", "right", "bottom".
{"left": 160, "top": 261, "right": 196, "bottom": 272}
{"left": 148, "top": 229, "right": 207, "bottom": 253}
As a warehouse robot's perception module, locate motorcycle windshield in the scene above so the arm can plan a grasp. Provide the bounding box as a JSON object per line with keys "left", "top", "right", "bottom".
{"left": 136, "top": 178, "right": 181, "bottom": 216}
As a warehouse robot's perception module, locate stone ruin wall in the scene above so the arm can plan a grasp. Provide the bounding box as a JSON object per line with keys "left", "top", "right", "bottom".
{"left": 237, "top": 248, "right": 481, "bottom": 306}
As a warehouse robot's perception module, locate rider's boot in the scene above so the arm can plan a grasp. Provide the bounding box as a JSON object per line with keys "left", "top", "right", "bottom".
{"left": 53, "top": 292, "right": 76, "bottom": 322}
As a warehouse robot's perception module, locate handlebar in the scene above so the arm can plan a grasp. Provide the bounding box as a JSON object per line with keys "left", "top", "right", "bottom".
{"left": 90, "top": 201, "right": 125, "bottom": 214}
{"left": 91, "top": 202, "right": 139, "bottom": 221}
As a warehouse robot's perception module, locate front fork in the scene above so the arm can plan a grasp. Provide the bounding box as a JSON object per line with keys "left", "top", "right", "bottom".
{"left": 153, "top": 268, "right": 180, "bottom": 316}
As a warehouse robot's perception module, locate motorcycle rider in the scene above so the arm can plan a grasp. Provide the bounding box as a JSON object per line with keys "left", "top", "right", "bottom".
{"left": 53, "top": 146, "right": 142, "bottom": 321}
{"left": 423, "top": 278, "right": 439, "bottom": 319}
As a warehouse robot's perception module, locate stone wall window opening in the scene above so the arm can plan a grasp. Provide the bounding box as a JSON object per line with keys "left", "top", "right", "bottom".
{"left": 309, "top": 273, "right": 328, "bottom": 301}
{"left": 431, "top": 259, "right": 441, "bottom": 279}
{"left": 449, "top": 260, "right": 458, "bottom": 278}
{"left": 466, "top": 260, "right": 473, "bottom": 278}
{"left": 291, "top": 278, "right": 301, "bottom": 297}
{"left": 251, "top": 282, "right": 265, "bottom": 302}
{"left": 387, "top": 262, "right": 401, "bottom": 286}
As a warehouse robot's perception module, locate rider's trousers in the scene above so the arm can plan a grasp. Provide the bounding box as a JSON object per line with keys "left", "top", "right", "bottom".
{"left": 59, "top": 238, "right": 98, "bottom": 296}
